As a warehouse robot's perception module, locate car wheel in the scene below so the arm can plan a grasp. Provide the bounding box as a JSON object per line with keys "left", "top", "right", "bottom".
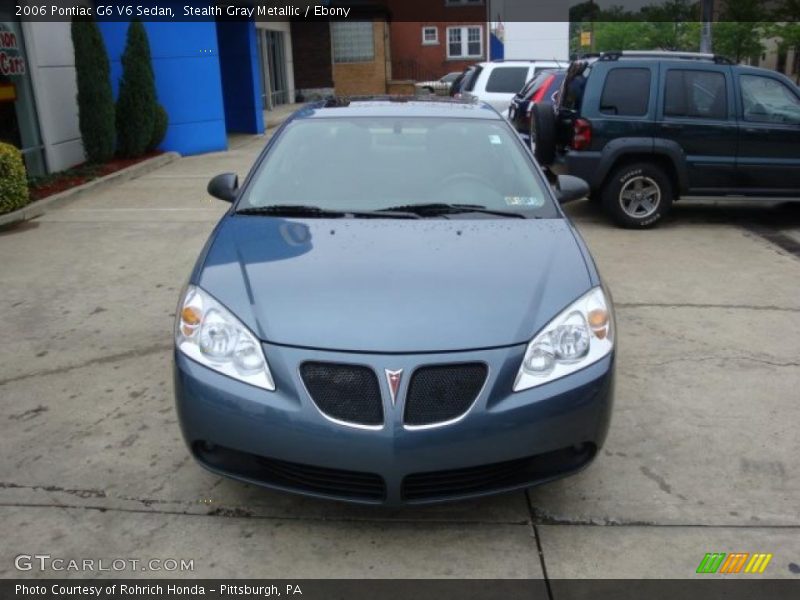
{"left": 531, "top": 102, "right": 556, "bottom": 166}
{"left": 602, "top": 162, "right": 673, "bottom": 228}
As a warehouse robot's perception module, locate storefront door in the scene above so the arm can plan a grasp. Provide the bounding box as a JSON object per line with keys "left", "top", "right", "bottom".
{"left": 257, "top": 28, "right": 288, "bottom": 110}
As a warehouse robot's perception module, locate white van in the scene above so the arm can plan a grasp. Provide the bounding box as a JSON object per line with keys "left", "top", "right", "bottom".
{"left": 460, "top": 60, "right": 564, "bottom": 114}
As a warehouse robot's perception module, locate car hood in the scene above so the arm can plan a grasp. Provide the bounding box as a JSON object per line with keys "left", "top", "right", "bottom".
{"left": 196, "top": 216, "right": 592, "bottom": 353}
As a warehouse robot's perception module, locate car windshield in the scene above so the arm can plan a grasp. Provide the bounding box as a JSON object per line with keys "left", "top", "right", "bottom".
{"left": 239, "top": 117, "right": 557, "bottom": 218}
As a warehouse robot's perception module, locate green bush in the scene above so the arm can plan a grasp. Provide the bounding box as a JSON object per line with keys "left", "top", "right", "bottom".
{"left": 0, "top": 143, "right": 29, "bottom": 215}
{"left": 116, "top": 21, "right": 156, "bottom": 158}
{"left": 148, "top": 104, "right": 168, "bottom": 151}
{"left": 71, "top": 18, "right": 115, "bottom": 163}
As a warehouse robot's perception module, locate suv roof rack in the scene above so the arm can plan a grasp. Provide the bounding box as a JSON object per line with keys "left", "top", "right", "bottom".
{"left": 599, "top": 51, "right": 733, "bottom": 65}
{"left": 490, "top": 59, "right": 566, "bottom": 63}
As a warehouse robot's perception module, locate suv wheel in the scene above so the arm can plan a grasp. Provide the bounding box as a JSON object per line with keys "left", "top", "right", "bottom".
{"left": 531, "top": 102, "right": 556, "bottom": 166}
{"left": 602, "top": 163, "right": 673, "bottom": 228}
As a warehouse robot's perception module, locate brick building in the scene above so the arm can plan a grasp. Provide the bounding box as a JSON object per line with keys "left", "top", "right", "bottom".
{"left": 388, "top": 0, "right": 487, "bottom": 81}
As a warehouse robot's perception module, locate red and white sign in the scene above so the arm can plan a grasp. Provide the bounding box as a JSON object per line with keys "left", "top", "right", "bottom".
{"left": 0, "top": 25, "right": 25, "bottom": 76}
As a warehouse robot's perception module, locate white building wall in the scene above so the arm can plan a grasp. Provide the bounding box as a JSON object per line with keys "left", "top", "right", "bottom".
{"left": 488, "top": 0, "right": 569, "bottom": 61}
{"left": 502, "top": 22, "right": 569, "bottom": 61}
{"left": 21, "top": 22, "right": 84, "bottom": 172}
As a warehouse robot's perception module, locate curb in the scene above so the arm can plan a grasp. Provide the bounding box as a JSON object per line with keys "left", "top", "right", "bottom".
{"left": 0, "top": 151, "right": 181, "bottom": 229}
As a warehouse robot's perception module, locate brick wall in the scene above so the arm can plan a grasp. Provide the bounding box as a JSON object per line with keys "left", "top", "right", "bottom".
{"left": 391, "top": 21, "right": 484, "bottom": 81}
{"left": 332, "top": 21, "right": 390, "bottom": 96}
{"left": 291, "top": 21, "right": 334, "bottom": 90}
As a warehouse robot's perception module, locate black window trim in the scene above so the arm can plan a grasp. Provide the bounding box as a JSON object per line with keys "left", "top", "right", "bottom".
{"left": 662, "top": 67, "right": 729, "bottom": 122}
{"left": 735, "top": 72, "right": 800, "bottom": 126}
{"left": 598, "top": 67, "right": 652, "bottom": 118}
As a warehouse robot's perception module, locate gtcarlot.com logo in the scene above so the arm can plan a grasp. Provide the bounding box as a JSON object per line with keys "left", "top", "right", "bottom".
{"left": 14, "top": 554, "right": 194, "bottom": 573}
{"left": 696, "top": 552, "right": 773, "bottom": 574}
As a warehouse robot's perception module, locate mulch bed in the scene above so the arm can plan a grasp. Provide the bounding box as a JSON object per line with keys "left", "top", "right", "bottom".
{"left": 28, "top": 151, "right": 163, "bottom": 201}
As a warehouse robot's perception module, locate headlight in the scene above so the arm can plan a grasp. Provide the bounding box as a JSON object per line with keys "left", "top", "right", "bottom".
{"left": 175, "top": 285, "right": 275, "bottom": 391}
{"left": 514, "top": 287, "right": 613, "bottom": 392}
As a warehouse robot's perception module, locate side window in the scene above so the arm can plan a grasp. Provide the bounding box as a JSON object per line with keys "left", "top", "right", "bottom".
{"left": 664, "top": 70, "right": 727, "bottom": 119}
{"left": 600, "top": 68, "right": 651, "bottom": 116}
{"left": 740, "top": 75, "right": 800, "bottom": 124}
{"left": 485, "top": 67, "right": 530, "bottom": 94}
{"left": 561, "top": 63, "right": 591, "bottom": 112}
{"left": 464, "top": 66, "right": 482, "bottom": 92}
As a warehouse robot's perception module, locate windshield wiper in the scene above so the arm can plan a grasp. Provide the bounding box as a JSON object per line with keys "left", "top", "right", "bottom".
{"left": 237, "top": 205, "right": 421, "bottom": 219}
{"left": 378, "top": 203, "right": 527, "bottom": 219}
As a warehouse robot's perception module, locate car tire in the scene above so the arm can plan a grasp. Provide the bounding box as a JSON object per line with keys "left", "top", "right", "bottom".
{"left": 531, "top": 102, "right": 556, "bottom": 166}
{"left": 602, "top": 162, "right": 673, "bottom": 229}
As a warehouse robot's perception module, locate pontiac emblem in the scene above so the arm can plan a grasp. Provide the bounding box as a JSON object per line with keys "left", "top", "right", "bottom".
{"left": 385, "top": 369, "right": 403, "bottom": 406}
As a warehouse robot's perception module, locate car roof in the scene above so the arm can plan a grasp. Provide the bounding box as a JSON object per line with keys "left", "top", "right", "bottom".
{"left": 479, "top": 60, "right": 564, "bottom": 66}
{"left": 294, "top": 97, "right": 504, "bottom": 120}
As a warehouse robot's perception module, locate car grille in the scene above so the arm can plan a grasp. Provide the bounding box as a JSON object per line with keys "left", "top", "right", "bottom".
{"left": 194, "top": 443, "right": 386, "bottom": 502}
{"left": 402, "top": 445, "right": 596, "bottom": 502}
{"left": 403, "top": 363, "right": 488, "bottom": 426}
{"left": 300, "top": 362, "right": 383, "bottom": 426}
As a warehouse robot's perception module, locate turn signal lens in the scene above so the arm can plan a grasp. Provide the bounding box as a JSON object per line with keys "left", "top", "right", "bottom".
{"left": 588, "top": 308, "right": 609, "bottom": 339}
{"left": 180, "top": 306, "right": 202, "bottom": 336}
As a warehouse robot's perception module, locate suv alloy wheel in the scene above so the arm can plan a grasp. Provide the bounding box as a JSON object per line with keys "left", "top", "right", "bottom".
{"left": 602, "top": 162, "right": 674, "bottom": 228}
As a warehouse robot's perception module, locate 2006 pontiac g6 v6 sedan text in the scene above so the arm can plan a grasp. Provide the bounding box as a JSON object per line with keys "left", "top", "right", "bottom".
{"left": 173, "top": 98, "right": 615, "bottom": 506}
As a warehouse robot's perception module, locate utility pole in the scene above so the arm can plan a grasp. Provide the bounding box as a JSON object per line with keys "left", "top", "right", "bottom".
{"left": 700, "top": 0, "right": 713, "bottom": 53}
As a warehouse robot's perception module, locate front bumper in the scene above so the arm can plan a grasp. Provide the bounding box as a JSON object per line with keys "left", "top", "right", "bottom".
{"left": 174, "top": 342, "right": 615, "bottom": 506}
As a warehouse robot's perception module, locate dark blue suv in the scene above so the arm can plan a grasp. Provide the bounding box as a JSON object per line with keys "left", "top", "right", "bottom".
{"left": 533, "top": 51, "right": 800, "bottom": 228}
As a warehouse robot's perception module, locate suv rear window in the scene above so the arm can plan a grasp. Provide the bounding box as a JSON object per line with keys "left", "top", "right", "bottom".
{"left": 485, "top": 67, "right": 529, "bottom": 94}
{"left": 463, "top": 66, "right": 482, "bottom": 92}
{"left": 665, "top": 70, "right": 727, "bottom": 120}
{"left": 600, "top": 68, "right": 651, "bottom": 116}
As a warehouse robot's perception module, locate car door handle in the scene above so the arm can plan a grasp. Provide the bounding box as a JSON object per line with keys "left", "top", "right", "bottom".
{"left": 661, "top": 123, "right": 684, "bottom": 130}
{"left": 743, "top": 127, "right": 760, "bottom": 134}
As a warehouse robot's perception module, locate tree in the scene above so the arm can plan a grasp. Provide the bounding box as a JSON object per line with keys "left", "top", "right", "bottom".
{"left": 71, "top": 18, "right": 115, "bottom": 163}
{"left": 774, "top": 2, "right": 800, "bottom": 82}
{"left": 712, "top": 0, "right": 773, "bottom": 63}
{"left": 115, "top": 21, "right": 156, "bottom": 158}
{"left": 640, "top": 0, "right": 700, "bottom": 50}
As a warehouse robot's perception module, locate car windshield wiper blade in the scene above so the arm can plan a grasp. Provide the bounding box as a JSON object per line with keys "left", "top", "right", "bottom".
{"left": 378, "top": 203, "right": 527, "bottom": 219}
{"left": 237, "top": 205, "right": 421, "bottom": 219}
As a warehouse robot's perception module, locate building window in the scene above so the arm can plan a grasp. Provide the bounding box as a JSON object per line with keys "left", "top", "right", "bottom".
{"left": 332, "top": 21, "right": 375, "bottom": 63}
{"left": 447, "top": 26, "right": 483, "bottom": 59}
{"left": 422, "top": 26, "right": 438, "bottom": 45}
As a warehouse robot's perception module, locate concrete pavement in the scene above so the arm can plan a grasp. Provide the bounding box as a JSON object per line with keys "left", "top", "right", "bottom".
{"left": 1, "top": 131, "right": 798, "bottom": 581}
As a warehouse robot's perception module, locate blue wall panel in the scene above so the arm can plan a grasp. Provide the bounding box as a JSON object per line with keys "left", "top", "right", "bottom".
{"left": 217, "top": 20, "right": 264, "bottom": 134}
{"left": 490, "top": 32, "right": 505, "bottom": 60}
{"left": 98, "top": 19, "right": 228, "bottom": 155}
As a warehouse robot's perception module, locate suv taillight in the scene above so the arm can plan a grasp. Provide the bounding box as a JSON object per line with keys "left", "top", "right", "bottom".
{"left": 527, "top": 74, "right": 556, "bottom": 116}
{"left": 572, "top": 118, "right": 592, "bottom": 151}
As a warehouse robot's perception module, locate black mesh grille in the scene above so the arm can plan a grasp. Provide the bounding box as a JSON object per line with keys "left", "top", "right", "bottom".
{"left": 300, "top": 362, "right": 383, "bottom": 426}
{"left": 194, "top": 443, "right": 386, "bottom": 502}
{"left": 402, "top": 445, "right": 597, "bottom": 502}
{"left": 404, "top": 363, "right": 488, "bottom": 426}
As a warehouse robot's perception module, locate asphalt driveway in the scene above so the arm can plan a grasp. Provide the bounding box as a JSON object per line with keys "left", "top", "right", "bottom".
{"left": 1, "top": 132, "right": 799, "bottom": 581}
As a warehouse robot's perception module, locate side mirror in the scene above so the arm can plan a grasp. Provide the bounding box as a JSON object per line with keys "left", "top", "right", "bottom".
{"left": 207, "top": 173, "right": 239, "bottom": 203}
{"left": 554, "top": 174, "right": 589, "bottom": 204}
